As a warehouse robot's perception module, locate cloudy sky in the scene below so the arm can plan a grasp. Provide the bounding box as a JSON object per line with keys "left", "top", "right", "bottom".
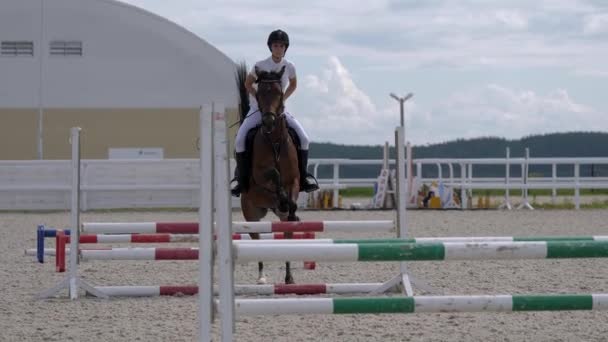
{"left": 122, "top": 0, "right": 608, "bottom": 146}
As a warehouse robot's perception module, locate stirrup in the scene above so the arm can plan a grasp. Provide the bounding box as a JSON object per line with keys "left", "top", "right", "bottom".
{"left": 230, "top": 179, "right": 241, "bottom": 197}
{"left": 301, "top": 175, "right": 319, "bottom": 193}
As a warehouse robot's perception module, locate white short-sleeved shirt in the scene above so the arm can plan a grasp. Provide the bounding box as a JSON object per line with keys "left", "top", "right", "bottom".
{"left": 248, "top": 56, "right": 296, "bottom": 110}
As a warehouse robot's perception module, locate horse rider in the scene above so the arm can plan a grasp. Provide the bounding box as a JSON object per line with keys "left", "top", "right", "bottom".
{"left": 231, "top": 29, "right": 320, "bottom": 196}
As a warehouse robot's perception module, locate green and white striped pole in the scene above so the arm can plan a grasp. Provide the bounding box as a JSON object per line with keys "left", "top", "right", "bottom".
{"left": 233, "top": 235, "right": 608, "bottom": 245}
{"left": 235, "top": 294, "right": 608, "bottom": 316}
{"left": 235, "top": 240, "right": 608, "bottom": 262}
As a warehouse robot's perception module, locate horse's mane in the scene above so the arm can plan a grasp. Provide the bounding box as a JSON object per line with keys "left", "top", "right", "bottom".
{"left": 235, "top": 61, "right": 250, "bottom": 124}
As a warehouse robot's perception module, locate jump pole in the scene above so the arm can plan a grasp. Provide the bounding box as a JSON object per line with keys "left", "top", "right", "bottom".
{"left": 234, "top": 294, "right": 608, "bottom": 316}
{"left": 94, "top": 283, "right": 399, "bottom": 297}
{"left": 80, "top": 220, "right": 394, "bottom": 234}
{"left": 234, "top": 240, "right": 608, "bottom": 262}
{"left": 35, "top": 226, "right": 314, "bottom": 263}
{"left": 66, "top": 240, "right": 608, "bottom": 261}
{"left": 30, "top": 235, "right": 608, "bottom": 257}
{"left": 232, "top": 235, "right": 608, "bottom": 244}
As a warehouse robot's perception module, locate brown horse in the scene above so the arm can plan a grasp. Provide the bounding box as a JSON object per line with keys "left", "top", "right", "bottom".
{"left": 241, "top": 66, "right": 300, "bottom": 284}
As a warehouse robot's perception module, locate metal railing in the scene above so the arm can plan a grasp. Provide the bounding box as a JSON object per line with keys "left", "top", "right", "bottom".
{"left": 0, "top": 157, "right": 607, "bottom": 210}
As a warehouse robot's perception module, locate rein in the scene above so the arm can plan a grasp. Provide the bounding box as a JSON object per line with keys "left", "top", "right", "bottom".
{"left": 250, "top": 76, "right": 290, "bottom": 197}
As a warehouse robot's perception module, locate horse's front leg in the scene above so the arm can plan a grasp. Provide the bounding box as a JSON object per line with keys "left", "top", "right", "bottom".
{"left": 284, "top": 208, "right": 299, "bottom": 284}
{"left": 249, "top": 232, "right": 267, "bottom": 284}
{"left": 284, "top": 230, "right": 294, "bottom": 285}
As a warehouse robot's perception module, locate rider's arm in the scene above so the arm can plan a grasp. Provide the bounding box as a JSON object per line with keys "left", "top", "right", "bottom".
{"left": 244, "top": 73, "right": 257, "bottom": 98}
{"left": 284, "top": 77, "right": 297, "bottom": 101}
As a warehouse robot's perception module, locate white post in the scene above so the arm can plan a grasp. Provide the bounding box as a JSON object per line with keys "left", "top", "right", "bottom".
{"left": 436, "top": 163, "right": 442, "bottom": 181}
{"left": 68, "top": 127, "right": 81, "bottom": 299}
{"left": 395, "top": 128, "right": 407, "bottom": 239}
{"left": 395, "top": 127, "right": 414, "bottom": 294}
{"left": 80, "top": 162, "right": 88, "bottom": 211}
{"left": 37, "top": 0, "right": 45, "bottom": 159}
{"left": 552, "top": 163, "right": 557, "bottom": 205}
{"left": 383, "top": 142, "right": 389, "bottom": 170}
{"left": 498, "top": 147, "right": 512, "bottom": 210}
{"left": 468, "top": 163, "right": 473, "bottom": 206}
{"left": 506, "top": 147, "right": 510, "bottom": 203}
{"left": 516, "top": 148, "right": 534, "bottom": 210}
{"left": 448, "top": 163, "right": 454, "bottom": 183}
{"left": 460, "top": 163, "right": 467, "bottom": 210}
{"left": 198, "top": 105, "right": 214, "bottom": 342}
{"left": 333, "top": 162, "right": 340, "bottom": 208}
{"left": 383, "top": 142, "right": 392, "bottom": 209}
{"left": 313, "top": 163, "right": 320, "bottom": 180}
{"left": 574, "top": 163, "right": 580, "bottom": 210}
{"left": 523, "top": 148, "right": 529, "bottom": 202}
{"left": 214, "top": 104, "right": 235, "bottom": 342}
{"left": 406, "top": 142, "right": 413, "bottom": 206}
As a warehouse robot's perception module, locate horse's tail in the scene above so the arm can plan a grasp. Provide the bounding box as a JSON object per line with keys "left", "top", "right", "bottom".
{"left": 235, "top": 61, "right": 250, "bottom": 124}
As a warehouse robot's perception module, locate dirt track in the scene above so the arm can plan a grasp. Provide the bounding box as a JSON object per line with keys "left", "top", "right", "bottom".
{"left": 1, "top": 209, "right": 608, "bottom": 341}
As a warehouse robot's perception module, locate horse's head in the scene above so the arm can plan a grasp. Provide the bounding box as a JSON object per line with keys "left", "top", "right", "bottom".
{"left": 255, "top": 66, "right": 285, "bottom": 134}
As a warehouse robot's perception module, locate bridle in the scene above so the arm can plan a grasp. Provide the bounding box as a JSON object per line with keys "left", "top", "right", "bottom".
{"left": 256, "top": 77, "right": 285, "bottom": 134}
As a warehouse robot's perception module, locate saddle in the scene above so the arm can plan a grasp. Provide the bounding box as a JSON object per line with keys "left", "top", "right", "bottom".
{"left": 244, "top": 125, "right": 301, "bottom": 163}
{"left": 235, "top": 124, "right": 318, "bottom": 194}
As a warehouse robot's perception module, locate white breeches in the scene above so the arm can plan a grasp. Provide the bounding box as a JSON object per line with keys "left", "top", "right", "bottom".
{"left": 235, "top": 109, "right": 310, "bottom": 153}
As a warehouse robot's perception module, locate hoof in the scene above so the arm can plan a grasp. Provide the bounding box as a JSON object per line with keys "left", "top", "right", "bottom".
{"left": 285, "top": 275, "right": 295, "bottom": 284}
{"left": 257, "top": 277, "right": 267, "bottom": 285}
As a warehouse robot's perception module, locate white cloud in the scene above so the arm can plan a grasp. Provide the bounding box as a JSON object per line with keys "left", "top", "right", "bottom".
{"left": 297, "top": 56, "right": 404, "bottom": 145}
{"left": 299, "top": 58, "right": 604, "bottom": 145}
{"left": 494, "top": 10, "right": 528, "bottom": 30}
{"left": 415, "top": 84, "right": 605, "bottom": 144}
{"left": 583, "top": 13, "right": 608, "bottom": 34}
{"left": 119, "top": 0, "right": 608, "bottom": 72}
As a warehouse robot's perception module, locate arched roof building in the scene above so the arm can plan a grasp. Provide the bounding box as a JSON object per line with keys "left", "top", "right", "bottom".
{"left": 0, "top": 0, "right": 238, "bottom": 159}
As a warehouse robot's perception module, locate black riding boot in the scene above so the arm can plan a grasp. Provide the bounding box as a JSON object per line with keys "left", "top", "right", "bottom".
{"left": 298, "top": 149, "right": 319, "bottom": 193}
{"left": 230, "top": 152, "right": 248, "bottom": 197}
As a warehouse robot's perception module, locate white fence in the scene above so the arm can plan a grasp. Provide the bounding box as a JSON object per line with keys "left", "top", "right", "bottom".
{"left": 0, "top": 157, "right": 607, "bottom": 210}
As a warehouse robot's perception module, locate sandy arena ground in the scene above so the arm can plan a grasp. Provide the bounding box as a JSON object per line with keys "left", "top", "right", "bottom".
{"left": 1, "top": 209, "right": 608, "bottom": 341}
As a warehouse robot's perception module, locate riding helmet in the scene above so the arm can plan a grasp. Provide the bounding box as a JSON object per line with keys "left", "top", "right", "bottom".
{"left": 267, "top": 29, "right": 290, "bottom": 52}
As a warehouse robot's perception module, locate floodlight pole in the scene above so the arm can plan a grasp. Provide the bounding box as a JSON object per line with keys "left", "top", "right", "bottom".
{"left": 390, "top": 92, "right": 414, "bottom": 128}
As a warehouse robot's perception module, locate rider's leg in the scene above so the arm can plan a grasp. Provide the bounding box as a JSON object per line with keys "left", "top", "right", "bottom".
{"left": 231, "top": 109, "right": 262, "bottom": 196}
{"left": 284, "top": 113, "right": 319, "bottom": 193}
